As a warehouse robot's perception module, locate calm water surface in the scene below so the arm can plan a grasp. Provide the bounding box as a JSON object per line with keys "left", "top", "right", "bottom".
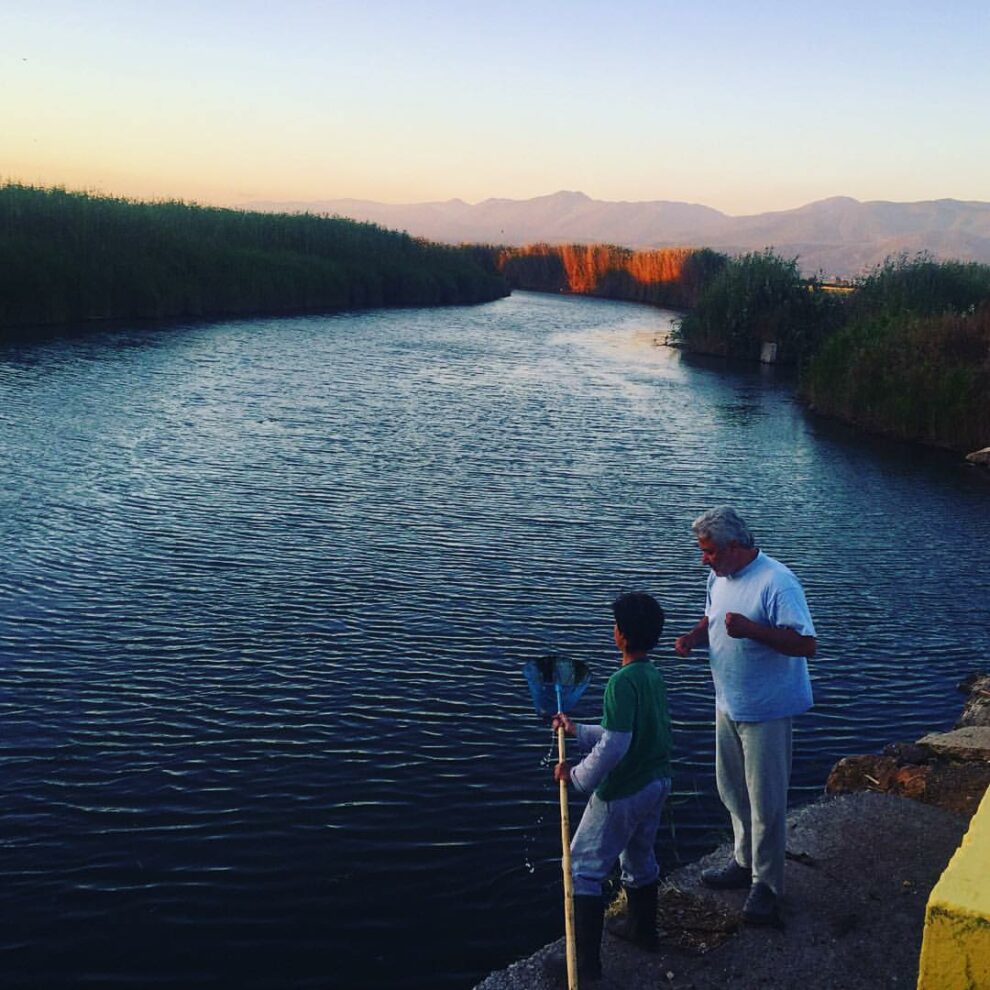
{"left": 1, "top": 292, "right": 988, "bottom": 989}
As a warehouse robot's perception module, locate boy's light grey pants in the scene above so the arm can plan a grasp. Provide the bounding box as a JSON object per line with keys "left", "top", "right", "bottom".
{"left": 714, "top": 709, "right": 792, "bottom": 895}
{"left": 569, "top": 776, "right": 672, "bottom": 898}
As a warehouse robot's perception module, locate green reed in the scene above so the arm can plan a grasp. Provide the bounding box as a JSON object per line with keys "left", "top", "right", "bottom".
{"left": 672, "top": 249, "right": 990, "bottom": 450}
{"left": 0, "top": 183, "right": 508, "bottom": 330}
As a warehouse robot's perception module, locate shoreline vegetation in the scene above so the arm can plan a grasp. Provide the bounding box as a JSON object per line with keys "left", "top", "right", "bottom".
{"left": 4, "top": 183, "right": 988, "bottom": 454}
{"left": 472, "top": 242, "right": 727, "bottom": 311}
{"left": 479, "top": 242, "right": 990, "bottom": 455}
{"left": 0, "top": 184, "right": 508, "bottom": 329}
{"left": 674, "top": 249, "right": 990, "bottom": 453}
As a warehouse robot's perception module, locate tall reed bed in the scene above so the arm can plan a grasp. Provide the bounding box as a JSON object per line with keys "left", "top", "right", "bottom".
{"left": 804, "top": 262, "right": 990, "bottom": 451}
{"left": 470, "top": 243, "right": 726, "bottom": 310}
{"left": 673, "top": 250, "right": 842, "bottom": 365}
{"left": 673, "top": 250, "right": 990, "bottom": 451}
{"left": 0, "top": 184, "right": 508, "bottom": 329}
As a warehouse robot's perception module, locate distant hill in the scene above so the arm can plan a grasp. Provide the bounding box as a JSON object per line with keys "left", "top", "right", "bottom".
{"left": 241, "top": 191, "right": 990, "bottom": 278}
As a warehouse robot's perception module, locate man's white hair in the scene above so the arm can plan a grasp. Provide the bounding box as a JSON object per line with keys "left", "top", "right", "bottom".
{"left": 691, "top": 506, "right": 755, "bottom": 549}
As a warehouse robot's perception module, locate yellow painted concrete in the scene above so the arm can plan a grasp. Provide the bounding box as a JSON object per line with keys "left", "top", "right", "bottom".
{"left": 917, "top": 784, "right": 990, "bottom": 989}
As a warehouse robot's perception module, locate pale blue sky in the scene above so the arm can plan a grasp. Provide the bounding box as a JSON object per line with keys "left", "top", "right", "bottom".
{"left": 3, "top": 0, "right": 988, "bottom": 213}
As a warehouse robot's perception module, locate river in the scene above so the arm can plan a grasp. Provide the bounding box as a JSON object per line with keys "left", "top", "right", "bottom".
{"left": 1, "top": 291, "right": 988, "bottom": 989}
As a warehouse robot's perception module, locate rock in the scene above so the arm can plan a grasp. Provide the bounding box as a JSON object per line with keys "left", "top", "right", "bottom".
{"left": 827, "top": 674, "right": 990, "bottom": 817}
{"left": 965, "top": 447, "right": 990, "bottom": 466}
{"left": 918, "top": 726, "right": 990, "bottom": 761}
{"left": 825, "top": 755, "right": 935, "bottom": 800}
{"left": 956, "top": 672, "right": 990, "bottom": 728}
{"left": 826, "top": 755, "right": 900, "bottom": 794}
{"left": 882, "top": 741, "right": 933, "bottom": 764}
{"left": 890, "top": 764, "right": 932, "bottom": 801}
{"left": 826, "top": 745, "right": 990, "bottom": 818}
{"left": 911, "top": 762, "right": 990, "bottom": 817}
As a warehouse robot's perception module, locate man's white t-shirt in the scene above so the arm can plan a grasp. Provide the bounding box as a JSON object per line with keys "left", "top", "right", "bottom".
{"left": 705, "top": 551, "right": 816, "bottom": 721}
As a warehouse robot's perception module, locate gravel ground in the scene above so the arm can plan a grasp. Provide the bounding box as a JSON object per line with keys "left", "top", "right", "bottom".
{"left": 474, "top": 792, "right": 968, "bottom": 990}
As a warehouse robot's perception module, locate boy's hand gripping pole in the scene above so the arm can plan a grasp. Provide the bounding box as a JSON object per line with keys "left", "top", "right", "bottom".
{"left": 555, "top": 684, "right": 579, "bottom": 990}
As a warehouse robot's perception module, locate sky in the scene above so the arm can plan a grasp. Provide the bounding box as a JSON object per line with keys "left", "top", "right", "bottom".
{"left": 3, "top": 0, "right": 989, "bottom": 215}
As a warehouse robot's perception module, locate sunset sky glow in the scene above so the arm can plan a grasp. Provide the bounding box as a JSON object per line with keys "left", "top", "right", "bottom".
{"left": 3, "top": 0, "right": 989, "bottom": 214}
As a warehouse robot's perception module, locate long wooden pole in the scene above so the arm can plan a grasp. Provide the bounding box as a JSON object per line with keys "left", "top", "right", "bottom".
{"left": 557, "top": 725, "right": 578, "bottom": 990}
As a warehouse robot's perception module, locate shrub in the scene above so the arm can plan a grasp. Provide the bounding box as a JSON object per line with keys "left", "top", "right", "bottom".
{"left": 673, "top": 250, "right": 842, "bottom": 364}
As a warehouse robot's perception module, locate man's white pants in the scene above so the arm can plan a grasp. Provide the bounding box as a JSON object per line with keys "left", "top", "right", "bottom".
{"left": 714, "top": 709, "right": 792, "bottom": 895}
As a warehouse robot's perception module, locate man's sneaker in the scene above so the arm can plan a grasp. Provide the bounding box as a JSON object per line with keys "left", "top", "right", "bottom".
{"left": 700, "top": 858, "right": 751, "bottom": 890}
{"left": 742, "top": 881, "right": 780, "bottom": 925}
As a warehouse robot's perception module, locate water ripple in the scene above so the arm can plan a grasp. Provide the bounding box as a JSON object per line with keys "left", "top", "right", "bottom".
{"left": 2, "top": 293, "right": 988, "bottom": 989}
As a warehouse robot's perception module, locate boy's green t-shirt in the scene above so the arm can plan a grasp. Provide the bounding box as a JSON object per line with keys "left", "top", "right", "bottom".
{"left": 597, "top": 658, "right": 673, "bottom": 801}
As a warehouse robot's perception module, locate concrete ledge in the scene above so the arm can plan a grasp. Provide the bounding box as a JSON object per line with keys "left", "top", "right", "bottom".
{"left": 917, "top": 784, "right": 990, "bottom": 989}
{"left": 476, "top": 793, "right": 966, "bottom": 990}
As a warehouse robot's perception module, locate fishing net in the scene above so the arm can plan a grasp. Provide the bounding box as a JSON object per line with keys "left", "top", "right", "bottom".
{"left": 523, "top": 654, "right": 592, "bottom": 718}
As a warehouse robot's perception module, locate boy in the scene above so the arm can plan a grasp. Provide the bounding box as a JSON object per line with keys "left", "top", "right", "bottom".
{"left": 550, "top": 591, "right": 673, "bottom": 983}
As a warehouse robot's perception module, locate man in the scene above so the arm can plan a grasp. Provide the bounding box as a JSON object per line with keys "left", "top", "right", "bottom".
{"left": 675, "top": 506, "right": 816, "bottom": 925}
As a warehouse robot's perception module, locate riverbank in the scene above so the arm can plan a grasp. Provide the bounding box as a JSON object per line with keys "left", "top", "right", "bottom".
{"left": 476, "top": 793, "right": 965, "bottom": 990}
{"left": 485, "top": 247, "right": 990, "bottom": 457}
{"left": 673, "top": 252, "right": 990, "bottom": 455}
{"left": 475, "top": 675, "right": 990, "bottom": 990}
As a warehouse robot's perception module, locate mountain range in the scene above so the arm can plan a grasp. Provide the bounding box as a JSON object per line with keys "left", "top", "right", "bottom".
{"left": 241, "top": 191, "right": 990, "bottom": 278}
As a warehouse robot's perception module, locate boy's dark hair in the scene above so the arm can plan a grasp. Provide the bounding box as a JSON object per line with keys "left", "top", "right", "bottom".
{"left": 612, "top": 592, "right": 665, "bottom": 653}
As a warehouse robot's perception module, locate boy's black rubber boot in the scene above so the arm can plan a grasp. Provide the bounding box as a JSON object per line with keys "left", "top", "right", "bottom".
{"left": 544, "top": 895, "right": 605, "bottom": 986}
{"left": 700, "top": 858, "right": 751, "bottom": 890}
{"left": 606, "top": 882, "right": 659, "bottom": 951}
